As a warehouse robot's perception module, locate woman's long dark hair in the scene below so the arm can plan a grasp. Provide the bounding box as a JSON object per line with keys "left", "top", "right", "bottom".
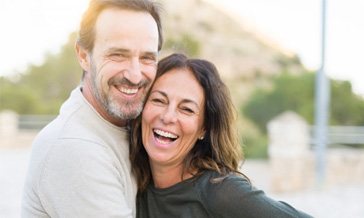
{"left": 130, "top": 53, "right": 244, "bottom": 191}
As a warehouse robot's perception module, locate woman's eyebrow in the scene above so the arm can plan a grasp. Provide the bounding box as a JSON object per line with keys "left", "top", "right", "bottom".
{"left": 150, "top": 90, "right": 201, "bottom": 109}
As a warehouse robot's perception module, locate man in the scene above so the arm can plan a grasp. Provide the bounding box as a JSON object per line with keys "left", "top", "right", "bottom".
{"left": 21, "top": 0, "right": 163, "bottom": 217}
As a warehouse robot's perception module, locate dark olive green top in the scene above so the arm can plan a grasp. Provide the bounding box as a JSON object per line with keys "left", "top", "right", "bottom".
{"left": 137, "top": 170, "right": 313, "bottom": 218}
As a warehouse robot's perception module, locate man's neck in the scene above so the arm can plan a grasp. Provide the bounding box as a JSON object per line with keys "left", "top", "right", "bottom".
{"left": 81, "top": 83, "right": 128, "bottom": 127}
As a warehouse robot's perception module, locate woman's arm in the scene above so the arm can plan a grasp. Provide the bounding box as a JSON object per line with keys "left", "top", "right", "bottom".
{"left": 203, "top": 174, "right": 313, "bottom": 218}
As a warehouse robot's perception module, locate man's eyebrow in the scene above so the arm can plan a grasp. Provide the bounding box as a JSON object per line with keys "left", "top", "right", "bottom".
{"left": 106, "top": 48, "right": 130, "bottom": 54}
{"left": 142, "top": 51, "right": 158, "bottom": 58}
{"left": 106, "top": 47, "right": 158, "bottom": 57}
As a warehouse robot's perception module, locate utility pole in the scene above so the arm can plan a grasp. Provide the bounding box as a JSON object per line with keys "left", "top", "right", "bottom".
{"left": 314, "top": 0, "right": 330, "bottom": 188}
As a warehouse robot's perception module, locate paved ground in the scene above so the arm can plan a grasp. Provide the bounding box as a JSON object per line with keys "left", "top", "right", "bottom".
{"left": 1, "top": 148, "right": 363, "bottom": 218}
{"left": 0, "top": 148, "right": 30, "bottom": 217}
{"left": 243, "top": 160, "right": 364, "bottom": 218}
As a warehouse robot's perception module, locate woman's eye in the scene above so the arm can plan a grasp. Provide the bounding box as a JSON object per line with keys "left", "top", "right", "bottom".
{"left": 181, "top": 107, "right": 195, "bottom": 114}
{"left": 151, "top": 98, "right": 165, "bottom": 104}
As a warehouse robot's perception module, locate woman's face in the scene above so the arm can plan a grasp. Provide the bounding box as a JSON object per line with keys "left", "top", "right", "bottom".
{"left": 142, "top": 68, "right": 205, "bottom": 169}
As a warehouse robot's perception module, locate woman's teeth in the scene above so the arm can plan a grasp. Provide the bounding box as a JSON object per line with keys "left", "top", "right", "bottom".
{"left": 154, "top": 129, "right": 178, "bottom": 139}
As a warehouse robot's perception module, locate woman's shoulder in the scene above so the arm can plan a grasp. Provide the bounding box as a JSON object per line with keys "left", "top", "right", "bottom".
{"left": 196, "top": 170, "right": 254, "bottom": 196}
{"left": 194, "top": 170, "right": 259, "bottom": 217}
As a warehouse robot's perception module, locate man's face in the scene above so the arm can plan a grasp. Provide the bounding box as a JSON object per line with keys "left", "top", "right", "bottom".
{"left": 83, "top": 8, "right": 159, "bottom": 122}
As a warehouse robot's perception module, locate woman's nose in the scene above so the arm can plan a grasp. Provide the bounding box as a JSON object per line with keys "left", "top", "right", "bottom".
{"left": 160, "top": 107, "right": 177, "bottom": 124}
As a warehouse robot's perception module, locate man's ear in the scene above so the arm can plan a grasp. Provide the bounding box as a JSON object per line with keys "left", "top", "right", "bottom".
{"left": 75, "top": 43, "right": 91, "bottom": 72}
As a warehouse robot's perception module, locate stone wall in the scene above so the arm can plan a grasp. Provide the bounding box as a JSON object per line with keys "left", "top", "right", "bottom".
{"left": 0, "top": 111, "right": 38, "bottom": 148}
{"left": 267, "top": 111, "right": 364, "bottom": 192}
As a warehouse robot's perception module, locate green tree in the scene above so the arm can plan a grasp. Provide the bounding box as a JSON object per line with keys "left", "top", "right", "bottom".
{"left": 0, "top": 33, "right": 81, "bottom": 114}
{"left": 0, "top": 77, "right": 41, "bottom": 114}
{"left": 330, "top": 80, "right": 364, "bottom": 125}
{"left": 243, "top": 72, "right": 364, "bottom": 133}
{"left": 164, "top": 34, "right": 201, "bottom": 57}
{"left": 241, "top": 72, "right": 364, "bottom": 157}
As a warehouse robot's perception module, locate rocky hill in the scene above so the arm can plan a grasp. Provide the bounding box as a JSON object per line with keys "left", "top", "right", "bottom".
{"left": 159, "top": 0, "right": 304, "bottom": 76}
{"left": 158, "top": 0, "right": 306, "bottom": 104}
{"left": 0, "top": 0, "right": 307, "bottom": 116}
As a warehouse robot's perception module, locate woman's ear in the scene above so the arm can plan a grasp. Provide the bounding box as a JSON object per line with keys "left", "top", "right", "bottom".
{"left": 198, "top": 129, "right": 206, "bottom": 140}
{"left": 75, "top": 43, "right": 91, "bottom": 72}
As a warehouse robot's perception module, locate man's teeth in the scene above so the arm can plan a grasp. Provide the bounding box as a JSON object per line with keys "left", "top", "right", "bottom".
{"left": 154, "top": 129, "right": 178, "bottom": 139}
{"left": 119, "top": 87, "right": 138, "bottom": 94}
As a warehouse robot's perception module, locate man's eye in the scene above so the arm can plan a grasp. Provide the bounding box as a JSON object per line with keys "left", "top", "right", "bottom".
{"left": 140, "top": 56, "right": 157, "bottom": 65}
{"left": 109, "top": 54, "right": 127, "bottom": 61}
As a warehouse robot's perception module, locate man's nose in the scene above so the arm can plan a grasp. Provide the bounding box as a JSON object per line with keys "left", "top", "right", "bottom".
{"left": 123, "top": 58, "right": 142, "bottom": 84}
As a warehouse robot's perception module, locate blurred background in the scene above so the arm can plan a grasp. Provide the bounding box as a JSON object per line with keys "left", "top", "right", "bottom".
{"left": 1, "top": 0, "right": 363, "bottom": 217}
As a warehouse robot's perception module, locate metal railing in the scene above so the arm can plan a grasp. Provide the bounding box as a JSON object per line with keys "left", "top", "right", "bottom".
{"left": 17, "top": 114, "right": 364, "bottom": 146}
{"left": 18, "top": 115, "right": 57, "bottom": 130}
{"left": 327, "top": 126, "right": 364, "bottom": 145}
{"left": 310, "top": 126, "right": 364, "bottom": 145}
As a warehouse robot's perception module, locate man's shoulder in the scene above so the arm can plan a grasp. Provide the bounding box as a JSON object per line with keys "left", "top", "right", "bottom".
{"left": 28, "top": 135, "right": 112, "bottom": 181}
{"left": 23, "top": 137, "right": 135, "bottom": 218}
{"left": 33, "top": 97, "right": 125, "bottom": 152}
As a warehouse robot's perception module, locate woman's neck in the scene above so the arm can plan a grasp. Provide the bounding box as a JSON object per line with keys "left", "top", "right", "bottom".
{"left": 150, "top": 163, "right": 194, "bottom": 189}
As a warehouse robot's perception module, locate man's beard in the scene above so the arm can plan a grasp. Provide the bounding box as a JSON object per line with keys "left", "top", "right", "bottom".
{"left": 89, "top": 59, "right": 149, "bottom": 120}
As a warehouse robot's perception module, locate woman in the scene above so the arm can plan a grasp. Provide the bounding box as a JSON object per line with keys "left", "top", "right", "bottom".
{"left": 130, "top": 53, "right": 312, "bottom": 218}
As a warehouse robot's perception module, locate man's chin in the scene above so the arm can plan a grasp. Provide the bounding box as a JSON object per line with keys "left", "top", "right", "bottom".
{"left": 107, "top": 103, "right": 142, "bottom": 120}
